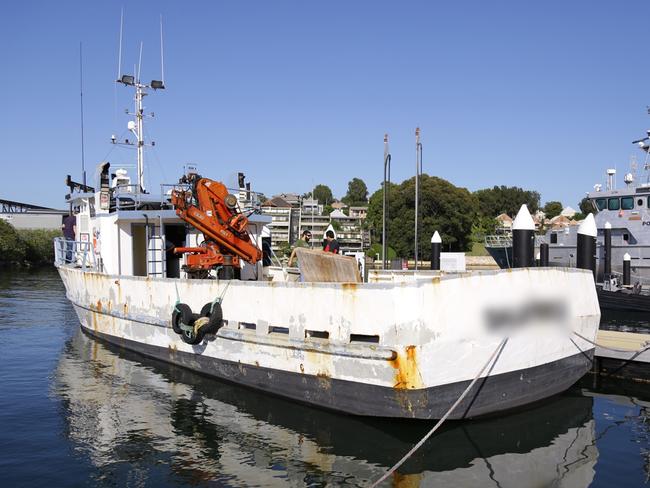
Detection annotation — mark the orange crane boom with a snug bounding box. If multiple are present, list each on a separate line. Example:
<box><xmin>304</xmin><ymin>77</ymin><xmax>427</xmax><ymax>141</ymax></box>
<box><xmin>171</xmin><ymin>175</ymin><xmax>262</xmax><ymax>277</ymax></box>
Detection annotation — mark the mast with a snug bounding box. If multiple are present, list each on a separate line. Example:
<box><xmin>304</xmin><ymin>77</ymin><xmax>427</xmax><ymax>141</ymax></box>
<box><xmin>113</xmin><ymin>15</ymin><xmax>166</xmax><ymax>194</ymax></box>
<box><xmin>135</xmin><ymin>81</ymin><xmax>145</xmax><ymax>193</ymax></box>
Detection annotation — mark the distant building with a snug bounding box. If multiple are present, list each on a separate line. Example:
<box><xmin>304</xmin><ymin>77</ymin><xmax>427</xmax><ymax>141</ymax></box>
<box><xmin>548</xmin><ymin>214</ymin><xmax>573</xmax><ymax>229</ymax></box>
<box><xmin>0</xmin><ymin>198</ymin><xmax>66</xmax><ymax>230</ymax></box>
<box><xmin>260</xmin><ymin>197</ymin><xmax>293</xmax><ymax>249</ymax></box>
<box><xmin>495</xmin><ymin>213</ymin><xmax>513</xmax><ymax>230</ymax></box>
<box><xmin>329</xmin><ymin>208</ymin><xmax>370</xmax><ymax>253</ymax></box>
<box><xmin>349</xmin><ymin>206</ymin><xmax>368</xmax><ymax>219</ymax></box>
<box><xmin>276</xmin><ymin>193</ymin><xmax>301</xmax><ymax>206</ymax></box>
<box><xmin>331</xmin><ymin>201</ymin><xmax>347</xmax><ymax>210</ymax></box>
<box><xmin>560</xmin><ymin>206</ymin><xmax>576</xmax><ymax>218</ymax></box>
<box><xmin>301</xmin><ymin>198</ymin><xmax>323</xmax><ymax>215</ymax></box>
<box><xmin>260</xmin><ymin>195</ymin><xmax>369</xmax><ymax>255</ymax></box>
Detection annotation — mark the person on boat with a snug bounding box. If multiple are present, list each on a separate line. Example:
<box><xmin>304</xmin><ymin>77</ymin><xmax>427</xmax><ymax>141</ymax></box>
<box><xmin>323</xmin><ymin>230</ymin><xmax>340</xmax><ymax>254</ymax></box>
<box><xmin>62</xmin><ymin>212</ymin><xmax>77</xmax><ymax>263</ymax></box>
<box><xmin>288</xmin><ymin>230</ymin><xmax>312</xmax><ymax>267</ymax></box>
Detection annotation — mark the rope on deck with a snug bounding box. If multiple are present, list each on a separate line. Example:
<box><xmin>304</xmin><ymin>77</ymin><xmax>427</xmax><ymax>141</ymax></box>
<box><xmin>370</xmin><ymin>337</ymin><xmax>509</xmax><ymax>488</ymax></box>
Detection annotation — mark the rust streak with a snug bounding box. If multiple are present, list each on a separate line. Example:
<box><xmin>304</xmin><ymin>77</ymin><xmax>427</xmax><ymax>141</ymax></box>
<box><xmin>389</xmin><ymin>345</ymin><xmax>423</xmax><ymax>389</ymax></box>
<box><xmin>341</xmin><ymin>282</ymin><xmax>357</xmax><ymax>292</ymax></box>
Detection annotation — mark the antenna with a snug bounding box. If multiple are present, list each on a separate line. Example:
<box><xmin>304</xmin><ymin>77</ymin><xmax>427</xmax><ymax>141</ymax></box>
<box><xmin>79</xmin><ymin>42</ymin><xmax>86</xmax><ymax>188</ymax></box>
<box><xmin>117</xmin><ymin>8</ymin><xmax>124</xmax><ymax>80</ymax></box>
<box><xmin>137</xmin><ymin>41</ymin><xmax>143</xmax><ymax>83</ymax></box>
<box><xmin>159</xmin><ymin>14</ymin><xmax>165</xmax><ymax>86</ymax></box>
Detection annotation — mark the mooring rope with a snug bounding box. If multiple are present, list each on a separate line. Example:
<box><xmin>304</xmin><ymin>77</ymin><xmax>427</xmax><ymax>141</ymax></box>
<box><xmin>370</xmin><ymin>337</ymin><xmax>509</xmax><ymax>488</ymax></box>
<box><xmin>573</xmin><ymin>331</ymin><xmax>650</xmax><ymax>360</ymax></box>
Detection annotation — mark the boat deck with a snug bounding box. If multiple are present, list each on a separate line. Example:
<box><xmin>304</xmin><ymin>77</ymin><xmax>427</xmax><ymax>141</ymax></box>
<box><xmin>593</xmin><ymin>329</ymin><xmax>650</xmax><ymax>382</ymax></box>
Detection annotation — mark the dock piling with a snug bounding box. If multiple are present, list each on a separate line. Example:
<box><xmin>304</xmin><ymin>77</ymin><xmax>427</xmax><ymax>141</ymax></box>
<box><xmin>430</xmin><ymin>231</ymin><xmax>441</xmax><ymax>271</ymax></box>
<box><xmin>623</xmin><ymin>253</ymin><xmax>631</xmax><ymax>286</ymax></box>
<box><xmin>604</xmin><ymin>222</ymin><xmax>612</xmax><ymax>276</ymax></box>
<box><xmin>577</xmin><ymin>214</ymin><xmax>597</xmax><ymax>277</ymax></box>
<box><xmin>540</xmin><ymin>242</ymin><xmax>549</xmax><ymax>267</ymax></box>
<box><xmin>512</xmin><ymin>204</ymin><xmax>535</xmax><ymax>268</ymax></box>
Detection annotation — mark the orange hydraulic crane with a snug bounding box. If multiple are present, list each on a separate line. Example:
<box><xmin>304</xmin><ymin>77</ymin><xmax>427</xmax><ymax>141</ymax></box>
<box><xmin>171</xmin><ymin>173</ymin><xmax>262</xmax><ymax>278</ymax></box>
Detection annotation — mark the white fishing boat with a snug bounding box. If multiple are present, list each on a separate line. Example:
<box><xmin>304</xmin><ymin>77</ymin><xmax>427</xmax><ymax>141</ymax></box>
<box><xmin>55</xmin><ymin>62</ymin><xmax>601</xmax><ymax>419</ymax></box>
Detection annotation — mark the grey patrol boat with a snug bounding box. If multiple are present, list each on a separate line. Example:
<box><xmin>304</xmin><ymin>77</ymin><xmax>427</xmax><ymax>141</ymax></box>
<box><xmin>487</xmin><ymin>124</ymin><xmax>650</xmax><ymax>285</ymax></box>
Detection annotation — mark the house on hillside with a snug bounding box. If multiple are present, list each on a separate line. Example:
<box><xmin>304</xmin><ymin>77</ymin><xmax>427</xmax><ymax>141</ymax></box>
<box><xmin>495</xmin><ymin>213</ymin><xmax>513</xmax><ymax>230</ymax></box>
<box><xmin>560</xmin><ymin>206</ymin><xmax>576</xmax><ymax>218</ymax></box>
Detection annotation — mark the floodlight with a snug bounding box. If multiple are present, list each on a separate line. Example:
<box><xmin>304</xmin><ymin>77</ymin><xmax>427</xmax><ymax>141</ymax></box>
<box><xmin>120</xmin><ymin>74</ymin><xmax>135</xmax><ymax>86</ymax></box>
<box><xmin>151</xmin><ymin>80</ymin><xmax>165</xmax><ymax>89</ymax></box>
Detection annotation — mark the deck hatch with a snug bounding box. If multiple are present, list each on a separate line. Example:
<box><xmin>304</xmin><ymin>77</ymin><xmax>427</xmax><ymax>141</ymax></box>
<box><xmin>350</xmin><ymin>334</ymin><xmax>380</xmax><ymax>344</ymax></box>
<box><xmin>305</xmin><ymin>330</ymin><xmax>329</xmax><ymax>340</ymax></box>
<box><xmin>268</xmin><ymin>326</ymin><xmax>289</xmax><ymax>335</ymax></box>
<box><xmin>239</xmin><ymin>322</ymin><xmax>256</xmax><ymax>331</ymax></box>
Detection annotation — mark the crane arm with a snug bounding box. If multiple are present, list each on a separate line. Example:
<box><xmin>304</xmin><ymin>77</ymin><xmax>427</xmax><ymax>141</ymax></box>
<box><xmin>171</xmin><ymin>177</ymin><xmax>262</xmax><ymax>265</ymax></box>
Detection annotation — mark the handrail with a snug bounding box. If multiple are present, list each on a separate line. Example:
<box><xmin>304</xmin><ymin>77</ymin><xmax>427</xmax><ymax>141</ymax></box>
<box><xmin>53</xmin><ymin>237</ymin><xmax>101</xmax><ymax>271</ymax></box>
<box><xmin>484</xmin><ymin>234</ymin><xmax>512</xmax><ymax>248</ymax></box>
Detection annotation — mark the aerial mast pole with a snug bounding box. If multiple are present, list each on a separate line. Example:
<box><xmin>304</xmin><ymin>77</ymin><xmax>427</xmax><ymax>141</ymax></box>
<box><xmin>135</xmin><ymin>79</ymin><xmax>146</xmax><ymax>193</ymax></box>
<box><xmin>414</xmin><ymin>127</ymin><xmax>422</xmax><ymax>270</ymax></box>
<box><xmin>382</xmin><ymin>134</ymin><xmax>391</xmax><ymax>270</ymax></box>
<box><xmin>113</xmin><ymin>13</ymin><xmax>165</xmax><ymax>195</ymax></box>
<box><xmin>79</xmin><ymin>42</ymin><xmax>86</xmax><ymax>189</ymax></box>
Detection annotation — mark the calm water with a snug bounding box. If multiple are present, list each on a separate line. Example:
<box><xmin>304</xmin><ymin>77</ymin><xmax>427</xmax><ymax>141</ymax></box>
<box><xmin>0</xmin><ymin>268</ymin><xmax>648</xmax><ymax>487</ymax></box>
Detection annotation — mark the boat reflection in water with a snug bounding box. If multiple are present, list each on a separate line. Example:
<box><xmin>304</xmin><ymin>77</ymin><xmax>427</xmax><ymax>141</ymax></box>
<box><xmin>54</xmin><ymin>330</ymin><xmax>598</xmax><ymax>487</ymax></box>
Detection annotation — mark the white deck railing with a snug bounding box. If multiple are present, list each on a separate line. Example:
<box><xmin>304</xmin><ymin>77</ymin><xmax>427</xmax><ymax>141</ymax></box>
<box><xmin>53</xmin><ymin>237</ymin><xmax>100</xmax><ymax>271</ymax></box>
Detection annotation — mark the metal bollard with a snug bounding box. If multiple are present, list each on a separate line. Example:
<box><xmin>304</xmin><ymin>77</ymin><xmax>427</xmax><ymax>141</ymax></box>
<box><xmin>430</xmin><ymin>231</ymin><xmax>441</xmax><ymax>271</ymax></box>
<box><xmin>604</xmin><ymin>222</ymin><xmax>612</xmax><ymax>276</ymax></box>
<box><xmin>576</xmin><ymin>214</ymin><xmax>597</xmax><ymax>278</ymax></box>
<box><xmin>540</xmin><ymin>242</ymin><xmax>549</xmax><ymax>267</ymax></box>
<box><xmin>512</xmin><ymin>204</ymin><xmax>535</xmax><ymax>268</ymax></box>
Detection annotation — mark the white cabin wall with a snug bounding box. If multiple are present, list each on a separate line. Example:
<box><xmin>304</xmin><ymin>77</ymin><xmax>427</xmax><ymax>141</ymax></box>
<box><xmin>118</xmin><ymin>222</ymin><xmax>134</xmax><ymax>276</ymax></box>
<box><xmin>95</xmin><ymin>215</ymin><xmax>120</xmax><ymax>275</ymax></box>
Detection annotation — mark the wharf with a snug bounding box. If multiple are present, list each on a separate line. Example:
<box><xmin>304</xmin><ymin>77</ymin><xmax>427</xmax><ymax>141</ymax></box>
<box><xmin>592</xmin><ymin>329</ymin><xmax>650</xmax><ymax>382</ymax></box>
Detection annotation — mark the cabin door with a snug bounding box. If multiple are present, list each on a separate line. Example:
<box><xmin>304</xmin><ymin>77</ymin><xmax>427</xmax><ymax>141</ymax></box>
<box><xmin>164</xmin><ymin>224</ymin><xmax>186</xmax><ymax>278</ymax></box>
<box><xmin>132</xmin><ymin>224</ymin><xmax>147</xmax><ymax>277</ymax></box>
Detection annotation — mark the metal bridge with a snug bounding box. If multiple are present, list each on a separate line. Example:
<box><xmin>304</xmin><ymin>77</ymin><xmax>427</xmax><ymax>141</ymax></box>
<box><xmin>0</xmin><ymin>198</ymin><xmax>58</xmax><ymax>213</ymax></box>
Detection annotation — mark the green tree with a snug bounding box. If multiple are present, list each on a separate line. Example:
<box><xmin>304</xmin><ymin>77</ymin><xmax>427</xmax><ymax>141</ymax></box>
<box><xmin>0</xmin><ymin>220</ymin><xmax>27</xmax><ymax>266</ymax></box>
<box><xmin>543</xmin><ymin>201</ymin><xmax>563</xmax><ymax>219</ymax></box>
<box><xmin>342</xmin><ymin>178</ymin><xmax>368</xmax><ymax>206</ymax></box>
<box><xmin>367</xmin><ymin>174</ymin><xmax>478</xmax><ymax>256</ymax></box>
<box><xmin>18</xmin><ymin>228</ymin><xmax>61</xmax><ymax>265</ymax></box>
<box><xmin>474</xmin><ymin>186</ymin><xmax>540</xmax><ymax>217</ymax></box>
<box><xmin>312</xmin><ymin>184</ymin><xmax>334</xmax><ymax>205</ymax></box>
<box><xmin>472</xmin><ymin>216</ymin><xmax>498</xmax><ymax>241</ymax></box>
<box><xmin>277</xmin><ymin>241</ymin><xmax>292</xmax><ymax>258</ymax></box>
<box><xmin>579</xmin><ymin>197</ymin><xmax>594</xmax><ymax>215</ymax></box>
<box><xmin>366</xmin><ymin>242</ymin><xmax>396</xmax><ymax>260</ymax></box>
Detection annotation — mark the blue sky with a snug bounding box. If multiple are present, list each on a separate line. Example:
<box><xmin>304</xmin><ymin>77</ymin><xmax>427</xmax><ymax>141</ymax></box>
<box><xmin>1</xmin><ymin>1</ymin><xmax>649</xmax><ymax>209</ymax></box>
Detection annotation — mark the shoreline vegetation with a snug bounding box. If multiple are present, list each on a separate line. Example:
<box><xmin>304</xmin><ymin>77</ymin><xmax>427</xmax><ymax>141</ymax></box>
<box><xmin>0</xmin><ymin>220</ymin><xmax>60</xmax><ymax>268</ymax></box>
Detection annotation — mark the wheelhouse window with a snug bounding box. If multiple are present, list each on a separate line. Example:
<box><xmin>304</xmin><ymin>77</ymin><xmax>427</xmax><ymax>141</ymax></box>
<box><xmin>621</xmin><ymin>196</ymin><xmax>634</xmax><ymax>210</ymax></box>
<box><xmin>595</xmin><ymin>198</ymin><xmax>607</xmax><ymax>211</ymax></box>
<box><xmin>608</xmin><ymin>198</ymin><xmax>620</xmax><ymax>211</ymax></box>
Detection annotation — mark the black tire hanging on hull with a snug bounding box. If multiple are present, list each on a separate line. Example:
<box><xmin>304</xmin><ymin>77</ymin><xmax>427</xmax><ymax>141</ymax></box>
<box><xmin>200</xmin><ymin>301</ymin><xmax>224</xmax><ymax>334</ymax></box>
<box><xmin>172</xmin><ymin>303</ymin><xmax>193</xmax><ymax>335</ymax></box>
